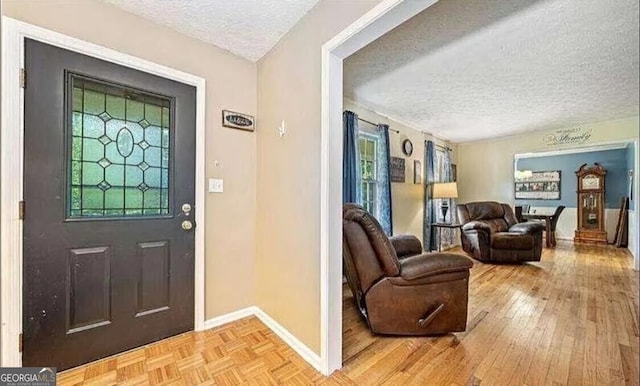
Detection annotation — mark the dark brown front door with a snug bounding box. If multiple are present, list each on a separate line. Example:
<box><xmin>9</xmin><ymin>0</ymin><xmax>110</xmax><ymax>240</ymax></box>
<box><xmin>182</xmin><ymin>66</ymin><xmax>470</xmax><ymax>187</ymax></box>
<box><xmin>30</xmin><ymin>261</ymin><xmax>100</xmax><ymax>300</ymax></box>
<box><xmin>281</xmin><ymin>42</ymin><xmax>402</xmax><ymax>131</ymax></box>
<box><xmin>23</xmin><ymin>39</ymin><xmax>196</xmax><ymax>370</ymax></box>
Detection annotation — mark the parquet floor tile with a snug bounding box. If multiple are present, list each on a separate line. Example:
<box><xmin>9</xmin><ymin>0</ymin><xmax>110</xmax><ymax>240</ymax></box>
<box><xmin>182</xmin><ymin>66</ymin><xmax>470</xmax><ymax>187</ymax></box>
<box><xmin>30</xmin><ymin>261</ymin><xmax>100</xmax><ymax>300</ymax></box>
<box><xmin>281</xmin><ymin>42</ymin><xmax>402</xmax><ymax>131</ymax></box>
<box><xmin>58</xmin><ymin>242</ymin><xmax>638</xmax><ymax>385</ymax></box>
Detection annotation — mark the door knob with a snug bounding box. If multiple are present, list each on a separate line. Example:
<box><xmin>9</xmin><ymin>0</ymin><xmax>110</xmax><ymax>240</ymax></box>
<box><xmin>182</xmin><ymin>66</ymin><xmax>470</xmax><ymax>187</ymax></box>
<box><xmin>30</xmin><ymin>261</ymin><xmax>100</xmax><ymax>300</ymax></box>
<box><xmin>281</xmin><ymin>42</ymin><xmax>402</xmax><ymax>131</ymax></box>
<box><xmin>181</xmin><ymin>220</ymin><xmax>193</xmax><ymax>231</ymax></box>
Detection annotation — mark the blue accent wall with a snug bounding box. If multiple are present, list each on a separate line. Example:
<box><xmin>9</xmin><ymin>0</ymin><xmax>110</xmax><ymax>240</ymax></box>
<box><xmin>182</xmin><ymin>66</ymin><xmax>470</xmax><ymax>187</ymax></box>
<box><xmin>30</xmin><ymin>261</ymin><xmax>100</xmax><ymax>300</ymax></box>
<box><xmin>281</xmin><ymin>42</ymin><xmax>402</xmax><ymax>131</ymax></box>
<box><xmin>627</xmin><ymin>144</ymin><xmax>635</xmax><ymax>210</ymax></box>
<box><xmin>515</xmin><ymin>149</ymin><xmax>628</xmax><ymax>209</ymax></box>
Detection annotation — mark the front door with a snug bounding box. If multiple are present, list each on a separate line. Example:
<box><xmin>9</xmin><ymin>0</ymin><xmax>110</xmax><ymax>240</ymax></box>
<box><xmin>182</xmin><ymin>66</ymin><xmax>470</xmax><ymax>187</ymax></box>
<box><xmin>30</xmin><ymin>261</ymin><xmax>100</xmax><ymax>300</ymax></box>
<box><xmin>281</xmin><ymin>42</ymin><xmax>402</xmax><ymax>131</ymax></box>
<box><xmin>23</xmin><ymin>39</ymin><xmax>196</xmax><ymax>370</ymax></box>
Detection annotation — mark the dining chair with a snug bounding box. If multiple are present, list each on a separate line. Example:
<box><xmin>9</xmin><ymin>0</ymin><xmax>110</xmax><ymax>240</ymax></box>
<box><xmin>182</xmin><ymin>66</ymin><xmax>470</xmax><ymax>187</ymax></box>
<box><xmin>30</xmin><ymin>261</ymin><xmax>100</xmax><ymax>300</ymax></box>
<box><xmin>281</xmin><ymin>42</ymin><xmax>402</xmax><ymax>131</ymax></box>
<box><xmin>515</xmin><ymin>206</ymin><xmax>525</xmax><ymax>222</ymax></box>
<box><xmin>515</xmin><ymin>205</ymin><xmax>530</xmax><ymax>223</ymax></box>
<box><xmin>547</xmin><ymin>206</ymin><xmax>566</xmax><ymax>246</ymax></box>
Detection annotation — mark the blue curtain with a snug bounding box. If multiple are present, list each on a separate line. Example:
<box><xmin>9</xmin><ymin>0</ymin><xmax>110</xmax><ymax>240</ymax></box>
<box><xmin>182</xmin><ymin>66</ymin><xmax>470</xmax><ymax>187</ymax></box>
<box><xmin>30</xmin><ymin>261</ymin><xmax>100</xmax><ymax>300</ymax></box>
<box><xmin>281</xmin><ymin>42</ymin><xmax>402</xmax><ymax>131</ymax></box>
<box><xmin>343</xmin><ymin>111</ymin><xmax>361</xmax><ymax>204</ymax></box>
<box><xmin>376</xmin><ymin>124</ymin><xmax>393</xmax><ymax>235</ymax></box>
<box><xmin>423</xmin><ymin>140</ymin><xmax>437</xmax><ymax>251</ymax></box>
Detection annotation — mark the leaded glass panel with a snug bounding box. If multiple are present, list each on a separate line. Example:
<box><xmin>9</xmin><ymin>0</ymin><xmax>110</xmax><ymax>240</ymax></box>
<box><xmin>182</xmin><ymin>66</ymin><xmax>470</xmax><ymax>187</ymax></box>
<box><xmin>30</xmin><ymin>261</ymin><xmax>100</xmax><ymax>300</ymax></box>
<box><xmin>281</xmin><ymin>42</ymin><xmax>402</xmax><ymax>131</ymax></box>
<box><xmin>69</xmin><ymin>76</ymin><xmax>171</xmax><ymax>218</ymax></box>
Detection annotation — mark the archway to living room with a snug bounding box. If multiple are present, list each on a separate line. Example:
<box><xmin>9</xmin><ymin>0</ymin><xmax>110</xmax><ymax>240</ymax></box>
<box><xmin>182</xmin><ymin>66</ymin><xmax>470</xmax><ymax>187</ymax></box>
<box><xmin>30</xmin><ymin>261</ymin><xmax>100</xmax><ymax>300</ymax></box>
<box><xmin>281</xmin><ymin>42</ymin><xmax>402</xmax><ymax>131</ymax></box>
<box><xmin>513</xmin><ymin>140</ymin><xmax>638</xmax><ymax>259</ymax></box>
<box><xmin>324</xmin><ymin>0</ymin><xmax>639</xmax><ymax>382</ymax></box>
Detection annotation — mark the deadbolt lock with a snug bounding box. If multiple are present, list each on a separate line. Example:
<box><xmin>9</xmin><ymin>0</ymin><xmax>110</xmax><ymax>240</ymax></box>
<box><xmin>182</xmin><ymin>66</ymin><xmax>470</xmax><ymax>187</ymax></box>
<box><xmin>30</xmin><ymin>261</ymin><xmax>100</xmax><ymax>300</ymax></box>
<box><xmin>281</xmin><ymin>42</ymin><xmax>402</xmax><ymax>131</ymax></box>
<box><xmin>182</xmin><ymin>203</ymin><xmax>192</xmax><ymax>213</ymax></box>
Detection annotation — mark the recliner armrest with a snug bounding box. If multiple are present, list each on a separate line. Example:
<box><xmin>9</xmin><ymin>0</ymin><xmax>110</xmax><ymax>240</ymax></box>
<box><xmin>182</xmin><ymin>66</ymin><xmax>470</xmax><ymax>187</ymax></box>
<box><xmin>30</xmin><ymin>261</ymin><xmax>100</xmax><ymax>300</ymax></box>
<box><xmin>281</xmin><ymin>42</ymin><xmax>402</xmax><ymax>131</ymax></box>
<box><xmin>509</xmin><ymin>222</ymin><xmax>545</xmax><ymax>234</ymax></box>
<box><xmin>462</xmin><ymin>221</ymin><xmax>491</xmax><ymax>233</ymax></box>
<box><xmin>399</xmin><ymin>253</ymin><xmax>473</xmax><ymax>281</ymax></box>
<box><xmin>389</xmin><ymin>235</ymin><xmax>423</xmax><ymax>258</ymax></box>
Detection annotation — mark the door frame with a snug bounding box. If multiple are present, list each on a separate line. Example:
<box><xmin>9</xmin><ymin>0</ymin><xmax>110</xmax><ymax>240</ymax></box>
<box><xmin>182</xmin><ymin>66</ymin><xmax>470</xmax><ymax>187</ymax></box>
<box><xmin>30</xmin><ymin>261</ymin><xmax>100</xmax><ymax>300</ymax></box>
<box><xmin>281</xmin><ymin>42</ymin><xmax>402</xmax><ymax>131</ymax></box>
<box><xmin>1</xmin><ymin>17</ymin><xmax>207</xmax><ymax>367</ymax></box>
<box><xmin>319</xmin><ymin>0</ymin><xmax>439</xmax><ymax>374</ymax></box>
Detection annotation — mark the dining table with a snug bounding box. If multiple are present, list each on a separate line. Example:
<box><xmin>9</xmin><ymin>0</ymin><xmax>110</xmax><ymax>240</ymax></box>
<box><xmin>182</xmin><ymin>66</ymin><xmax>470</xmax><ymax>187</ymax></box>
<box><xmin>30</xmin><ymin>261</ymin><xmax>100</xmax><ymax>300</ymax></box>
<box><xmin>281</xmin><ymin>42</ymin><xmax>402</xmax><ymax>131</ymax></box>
<box><xmin>522</xmin><ymin>213</ymin><xmax>556</xmax><ymax>248</ymax></box>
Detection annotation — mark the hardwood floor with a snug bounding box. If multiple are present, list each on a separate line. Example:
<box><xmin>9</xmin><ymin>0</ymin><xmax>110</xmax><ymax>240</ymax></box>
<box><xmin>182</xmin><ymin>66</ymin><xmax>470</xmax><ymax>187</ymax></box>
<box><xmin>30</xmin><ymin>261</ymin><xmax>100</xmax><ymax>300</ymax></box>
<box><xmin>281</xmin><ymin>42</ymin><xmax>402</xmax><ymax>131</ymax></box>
<box><xmin>59</xmin><ymin>242</ymin><xmax>638</xmax><ymax>385</ymax></box>
<box><xmin>341</xmin><ymin>242</ymin><xmax>639</xmax><ymax>385</ymax></box>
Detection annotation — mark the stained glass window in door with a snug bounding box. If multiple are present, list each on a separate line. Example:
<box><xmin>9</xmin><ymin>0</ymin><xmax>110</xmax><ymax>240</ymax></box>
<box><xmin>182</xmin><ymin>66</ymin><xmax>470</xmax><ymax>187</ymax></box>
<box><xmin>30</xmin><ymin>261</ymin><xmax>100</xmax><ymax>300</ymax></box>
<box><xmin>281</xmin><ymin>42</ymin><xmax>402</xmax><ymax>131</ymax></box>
<box><xmin>69</xmin><ymin>76</ymin><xmax>171</xmax><ymax>217</ymax></box>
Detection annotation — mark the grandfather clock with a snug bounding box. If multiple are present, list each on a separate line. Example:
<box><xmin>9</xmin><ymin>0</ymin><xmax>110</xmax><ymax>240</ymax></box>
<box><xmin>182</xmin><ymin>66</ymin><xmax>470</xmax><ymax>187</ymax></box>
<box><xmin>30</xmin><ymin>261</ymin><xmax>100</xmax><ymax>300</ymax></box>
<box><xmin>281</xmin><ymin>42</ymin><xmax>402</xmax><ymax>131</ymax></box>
<box><xmin>574</xmin><ymin>163</ymin><xmax>607</xmax><ymax>245</ymax></box>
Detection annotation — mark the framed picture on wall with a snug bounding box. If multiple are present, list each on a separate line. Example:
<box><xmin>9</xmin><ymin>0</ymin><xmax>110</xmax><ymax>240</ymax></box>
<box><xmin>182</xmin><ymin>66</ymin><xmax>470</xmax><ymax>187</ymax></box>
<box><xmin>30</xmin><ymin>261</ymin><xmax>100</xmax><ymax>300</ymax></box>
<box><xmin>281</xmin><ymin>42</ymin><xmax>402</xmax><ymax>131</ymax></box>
<box><xmin>414</xmin><ymin>160</ymin><xmax>422</xmax><ymax>184</ymax></box>
<box><xmin>390</xmin><ymin>157</ymin><xmax>405</xmax><ymax>183</ymax></box>
<box><xmin>514</xmin><ymin>170</ymin><xmax>561</xmax><ymax>200</ymax></box>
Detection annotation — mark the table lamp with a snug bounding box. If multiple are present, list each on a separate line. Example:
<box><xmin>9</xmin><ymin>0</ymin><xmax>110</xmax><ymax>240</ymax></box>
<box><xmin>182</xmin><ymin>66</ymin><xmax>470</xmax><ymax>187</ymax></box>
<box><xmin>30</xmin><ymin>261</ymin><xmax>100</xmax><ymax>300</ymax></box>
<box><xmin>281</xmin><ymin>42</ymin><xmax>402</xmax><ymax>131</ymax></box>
<box><xmin>432</xmin><ymin>182</ymin><xmax>459</xmax><ymax>222</ymax></box>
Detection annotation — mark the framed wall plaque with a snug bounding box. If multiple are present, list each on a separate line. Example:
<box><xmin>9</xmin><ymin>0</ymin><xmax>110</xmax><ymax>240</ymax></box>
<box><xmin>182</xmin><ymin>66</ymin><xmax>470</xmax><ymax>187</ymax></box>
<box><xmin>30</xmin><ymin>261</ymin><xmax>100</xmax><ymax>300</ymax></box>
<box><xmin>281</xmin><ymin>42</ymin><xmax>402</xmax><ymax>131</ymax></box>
<box><xmin>222</xmin><ymin>110</ymin><xmax>255</xmax><ymax>131</ymax></box>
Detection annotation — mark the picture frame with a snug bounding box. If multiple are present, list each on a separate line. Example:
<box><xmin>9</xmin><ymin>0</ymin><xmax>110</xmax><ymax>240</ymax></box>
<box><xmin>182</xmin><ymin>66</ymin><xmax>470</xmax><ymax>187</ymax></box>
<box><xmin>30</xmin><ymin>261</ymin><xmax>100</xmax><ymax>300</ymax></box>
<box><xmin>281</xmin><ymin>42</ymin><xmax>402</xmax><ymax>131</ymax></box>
<box><xmin>222</xmin><ymin>109</ymin><xmax>255</xmax><ymax>131</ymax></box>
<box><xmin>514</xmin><ymin>170</ymin><xmax>561</xmax><ymax>200</ymax></box>
<box><xmin>414</xmin><ymin>160</ymin><xmax>422</xmax><ymax>184</ymax></box>
<box><xmin>390</xmin><ymin>157</ymin><xmax>405</xmax><ymax>183</ymax></box>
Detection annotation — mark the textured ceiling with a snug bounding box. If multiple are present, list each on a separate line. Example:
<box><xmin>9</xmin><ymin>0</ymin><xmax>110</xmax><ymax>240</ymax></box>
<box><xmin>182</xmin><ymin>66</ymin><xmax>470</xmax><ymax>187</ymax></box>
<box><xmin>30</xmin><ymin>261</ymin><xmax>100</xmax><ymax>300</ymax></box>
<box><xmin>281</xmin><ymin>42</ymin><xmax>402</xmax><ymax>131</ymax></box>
<box><xmin>344</xmin><ymin>0</ymin><xmax>640</xmax><ymax>143</ymax></box>
<box><xmin>106</xmin><ymin>0</ymin><xmax>319</xmax><ymax>62</ymax></box>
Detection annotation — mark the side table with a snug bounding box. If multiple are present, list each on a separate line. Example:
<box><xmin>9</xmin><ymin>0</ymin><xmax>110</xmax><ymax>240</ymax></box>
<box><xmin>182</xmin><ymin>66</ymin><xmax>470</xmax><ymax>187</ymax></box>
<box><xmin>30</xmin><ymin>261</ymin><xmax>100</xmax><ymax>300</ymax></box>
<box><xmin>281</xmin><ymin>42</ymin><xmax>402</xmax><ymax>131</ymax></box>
<box><xmin>431</xmin><ymin>223</ymin><xmax>462</xmax><ymax>251</ymax></box>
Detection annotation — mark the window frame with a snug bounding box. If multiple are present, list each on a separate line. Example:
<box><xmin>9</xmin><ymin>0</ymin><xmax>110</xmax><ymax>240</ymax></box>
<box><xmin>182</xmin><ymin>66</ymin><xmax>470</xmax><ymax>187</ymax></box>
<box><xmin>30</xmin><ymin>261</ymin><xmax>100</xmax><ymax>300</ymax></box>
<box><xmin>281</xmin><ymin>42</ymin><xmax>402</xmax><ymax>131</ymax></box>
<box><xmin>358</xmin><ymin>131</ymin><xmax>379</xmax><ymax>216</ymax></box>
<box><xmin>65</xmin><ymin>73</ymin><xmax>174</xmax><ymax>221</ymax></box>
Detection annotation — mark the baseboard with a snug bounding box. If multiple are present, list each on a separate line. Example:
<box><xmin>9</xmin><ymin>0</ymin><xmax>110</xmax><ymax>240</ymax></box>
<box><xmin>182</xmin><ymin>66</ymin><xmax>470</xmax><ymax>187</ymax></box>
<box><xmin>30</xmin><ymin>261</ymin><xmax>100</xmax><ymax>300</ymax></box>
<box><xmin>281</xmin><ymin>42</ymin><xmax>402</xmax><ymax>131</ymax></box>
<box><xmin>253</xmin><ymin>307</ymin><xmax>322</xmax><ymax>373</ymax></box>
<box><xmin>203</xmin><ymin>306</ymin><xmax>322</xmax><ymax>373</ymax></box>
<box><xmin>203</xmin><ymin>306</ymin><xmax>256</xmax><ymax>330</ymax></box>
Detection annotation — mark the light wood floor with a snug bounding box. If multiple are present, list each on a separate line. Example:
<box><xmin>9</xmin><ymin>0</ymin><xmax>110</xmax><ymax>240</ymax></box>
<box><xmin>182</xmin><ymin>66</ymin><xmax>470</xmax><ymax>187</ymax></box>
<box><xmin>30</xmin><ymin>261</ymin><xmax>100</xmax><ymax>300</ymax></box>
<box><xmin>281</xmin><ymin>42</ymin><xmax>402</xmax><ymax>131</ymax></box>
<box><xmin>59</xmin><ymin>242</ymin><xmax>638</xmax><ymax>385</ymax></box>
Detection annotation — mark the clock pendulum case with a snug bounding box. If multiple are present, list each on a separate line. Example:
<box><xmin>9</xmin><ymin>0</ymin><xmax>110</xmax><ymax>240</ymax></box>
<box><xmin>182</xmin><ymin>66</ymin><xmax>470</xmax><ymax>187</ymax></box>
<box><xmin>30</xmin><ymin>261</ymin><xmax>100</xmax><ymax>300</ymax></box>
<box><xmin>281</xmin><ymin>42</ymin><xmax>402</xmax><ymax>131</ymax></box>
<box><xmin>574</xmin><ymin>163</ymin><xmax>607</xmax><ymax>245</ymax></box>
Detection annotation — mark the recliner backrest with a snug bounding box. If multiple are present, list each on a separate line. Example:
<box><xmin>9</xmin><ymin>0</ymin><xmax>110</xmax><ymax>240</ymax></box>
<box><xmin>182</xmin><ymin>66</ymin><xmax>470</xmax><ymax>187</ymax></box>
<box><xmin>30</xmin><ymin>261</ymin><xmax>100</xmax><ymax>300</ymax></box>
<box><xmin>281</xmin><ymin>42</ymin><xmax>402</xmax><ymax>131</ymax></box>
<box><xmin>457</xmin><ymin>201</ymin><xmax>518</xmax><ymax>233</ymax></box>
<box><xmin>343</xmin><ymin>204</ymin><xmax>400</xmax><ymax>293</ymax></box>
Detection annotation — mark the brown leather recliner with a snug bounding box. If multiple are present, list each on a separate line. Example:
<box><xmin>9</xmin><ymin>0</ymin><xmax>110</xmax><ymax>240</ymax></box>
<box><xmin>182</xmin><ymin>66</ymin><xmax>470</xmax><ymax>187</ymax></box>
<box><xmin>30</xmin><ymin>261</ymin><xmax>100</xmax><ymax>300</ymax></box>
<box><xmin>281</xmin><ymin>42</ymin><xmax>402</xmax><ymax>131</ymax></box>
<box><xmin>342</xmin><ymin>204</ymin><xmax>473</xmax><ymax>335</ymax></box>
<box><xmin>457</xmin><ymin>201</ymin><xmax>545</xmax><ymax>263</ymax></box>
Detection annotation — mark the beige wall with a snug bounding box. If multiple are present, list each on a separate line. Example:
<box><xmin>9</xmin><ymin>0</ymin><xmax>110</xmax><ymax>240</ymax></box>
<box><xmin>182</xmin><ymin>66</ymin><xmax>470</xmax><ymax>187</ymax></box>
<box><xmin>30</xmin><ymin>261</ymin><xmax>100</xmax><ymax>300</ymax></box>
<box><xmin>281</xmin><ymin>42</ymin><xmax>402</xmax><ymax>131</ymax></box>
<box><xmin>344</xmin><ymin>99</ymin><xmax>457</xmax><ymax>245</ymax></box>
<box><xmin>3</xmin><ymin>0</ymin><xmax>258</xmax><ymax>319</ymax></box>
<box><xmin>255</xmin><ymin>0</ymin><xmax>382</xmax><ymax>354</ymax></box>
<box><xmin>457</xmin><ymin>116</ymin><xmax>640</xmax><ymax>205</ymax></box>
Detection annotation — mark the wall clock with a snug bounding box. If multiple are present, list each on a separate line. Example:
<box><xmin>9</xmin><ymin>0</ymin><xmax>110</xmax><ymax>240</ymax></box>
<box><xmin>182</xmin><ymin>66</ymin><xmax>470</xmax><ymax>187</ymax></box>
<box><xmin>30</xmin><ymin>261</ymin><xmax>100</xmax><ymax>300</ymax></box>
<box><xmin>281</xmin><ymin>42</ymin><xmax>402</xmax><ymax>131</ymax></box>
<box><xmin>581</xmin><ymin>175</ymin><xmax>600</xmax><ymax>190</ymax></box>
<box><xmin>402</xmin><ymin>139</ymin><xmax>413</xmax><ymax>156</ymax></box>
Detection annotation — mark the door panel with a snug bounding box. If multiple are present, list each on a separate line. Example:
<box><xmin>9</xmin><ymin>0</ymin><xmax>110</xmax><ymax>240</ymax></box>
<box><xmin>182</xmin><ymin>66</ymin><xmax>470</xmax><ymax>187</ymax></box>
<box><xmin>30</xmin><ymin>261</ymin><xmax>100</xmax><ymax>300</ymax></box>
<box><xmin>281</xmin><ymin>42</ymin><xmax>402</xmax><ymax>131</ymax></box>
<box><xmin>67</xmin><ymin>246</ymin><xmax>112</xmax><ymax>334</ymax></box>
<box><xmin>136</xmin><ymin>241</ymin><xmax>171</xmax><ymax>316</ymax></box>
<box><xmin>23</xmin><ymin>39</ymin><xmax>196</xmax><ymax>370</ymax></box>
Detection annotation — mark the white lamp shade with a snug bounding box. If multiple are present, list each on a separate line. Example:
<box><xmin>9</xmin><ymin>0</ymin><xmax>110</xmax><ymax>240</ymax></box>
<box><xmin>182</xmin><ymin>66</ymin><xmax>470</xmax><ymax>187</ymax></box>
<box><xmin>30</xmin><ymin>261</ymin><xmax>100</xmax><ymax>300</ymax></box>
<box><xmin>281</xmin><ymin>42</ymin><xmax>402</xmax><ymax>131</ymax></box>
<box><xmin>432</xmin><ymin>182</ymin><xmax>458</xmax><ymax>199</ymax></box>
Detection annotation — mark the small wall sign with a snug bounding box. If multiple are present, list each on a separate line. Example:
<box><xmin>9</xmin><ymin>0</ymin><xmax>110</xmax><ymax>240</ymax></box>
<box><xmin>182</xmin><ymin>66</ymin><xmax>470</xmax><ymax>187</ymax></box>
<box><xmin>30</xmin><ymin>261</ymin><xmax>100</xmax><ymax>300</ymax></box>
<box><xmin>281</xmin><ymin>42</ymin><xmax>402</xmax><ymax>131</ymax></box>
<box><xmin>222</xmin><ymin>110</ymin><xmax>255</xmax><ymax>131</ymax></box>
<box><xmin>390</xmin><ymin>157</ymin><xmax>405</xmax><ymax>183</ymax></box>
<box><xmin>542</xmin><ymin>127</ymin><xmax>592</xmax><ymax>147</ymax></box>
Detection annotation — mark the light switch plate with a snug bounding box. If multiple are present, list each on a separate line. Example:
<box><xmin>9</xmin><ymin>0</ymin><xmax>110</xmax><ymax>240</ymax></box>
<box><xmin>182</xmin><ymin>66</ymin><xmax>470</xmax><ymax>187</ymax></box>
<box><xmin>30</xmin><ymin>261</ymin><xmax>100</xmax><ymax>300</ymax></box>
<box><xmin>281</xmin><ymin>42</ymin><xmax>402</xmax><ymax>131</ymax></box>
<box><xmin>208</xmin><ymin>178</ymin><xmax>224</xmax><ymax>193</ymax></box>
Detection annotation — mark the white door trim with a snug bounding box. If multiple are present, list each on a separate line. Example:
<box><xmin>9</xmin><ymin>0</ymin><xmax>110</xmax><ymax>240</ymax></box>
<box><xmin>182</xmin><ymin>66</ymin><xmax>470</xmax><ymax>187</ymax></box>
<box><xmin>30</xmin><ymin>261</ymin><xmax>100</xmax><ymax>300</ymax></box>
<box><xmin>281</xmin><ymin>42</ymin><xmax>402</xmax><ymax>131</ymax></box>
<box><xmin>319</xmin><ymin>0</ymin><xmax>439</xmax><ymax>375</ymax></box>
<box><xmin>1</xmin><ymin>17</ymin><xmax>207</xmax><ymax>367</ymax></box>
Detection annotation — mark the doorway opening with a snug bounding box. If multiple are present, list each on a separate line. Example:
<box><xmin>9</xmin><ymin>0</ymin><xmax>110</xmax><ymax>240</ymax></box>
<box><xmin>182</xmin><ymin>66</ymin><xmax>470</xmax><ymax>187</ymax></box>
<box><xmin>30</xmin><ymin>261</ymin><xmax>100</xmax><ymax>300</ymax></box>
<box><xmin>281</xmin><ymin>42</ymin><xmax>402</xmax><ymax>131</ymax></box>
<box><xmin>323</xmin><ymin>0</ymin><xmax>640</xmax><ymax>376</ymax></box>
